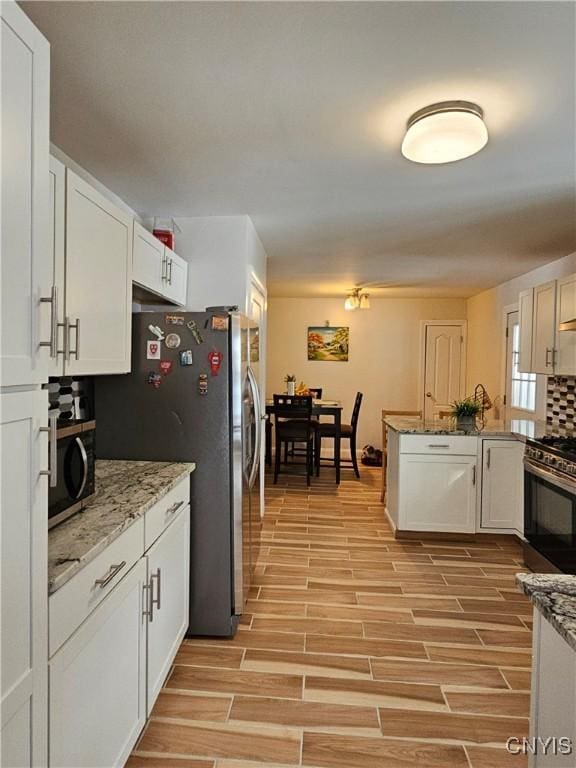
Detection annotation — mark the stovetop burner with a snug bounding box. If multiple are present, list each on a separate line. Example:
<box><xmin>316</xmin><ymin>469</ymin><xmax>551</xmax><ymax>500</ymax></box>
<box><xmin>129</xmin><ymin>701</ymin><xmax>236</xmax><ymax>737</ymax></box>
<box><xmin>537</xmin><ymin>434</ymin><xmax>576</xmax><ymax>457</ymax></box>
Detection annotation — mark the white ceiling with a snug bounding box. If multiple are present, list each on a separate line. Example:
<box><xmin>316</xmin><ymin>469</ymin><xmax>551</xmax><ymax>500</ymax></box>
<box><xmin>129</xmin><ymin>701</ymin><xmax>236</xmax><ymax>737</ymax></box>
<box><xmin>22</xmin><ymin>1</ymin><xmax>576</xmax><ymax>298</ymax></box>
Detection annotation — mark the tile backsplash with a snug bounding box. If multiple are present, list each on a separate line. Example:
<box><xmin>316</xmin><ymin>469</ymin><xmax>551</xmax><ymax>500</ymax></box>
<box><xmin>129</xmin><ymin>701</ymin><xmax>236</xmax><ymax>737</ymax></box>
<box><xmin>547</xmin><ymin>376</ymin><xmax>576</xmax><ymax>428</ymax></box>
<box><xmin>46</xmin><ymin>377</ymin><xmax>94</xmax><ymax>421</ymax></box>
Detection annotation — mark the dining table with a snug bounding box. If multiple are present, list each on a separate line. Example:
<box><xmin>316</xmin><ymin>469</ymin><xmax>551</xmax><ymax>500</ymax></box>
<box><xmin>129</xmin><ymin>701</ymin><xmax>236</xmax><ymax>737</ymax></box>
<box><xmin>265</xmin><ymin>398</ymin><xmax>343</xmax><ymax>484</ymax></box>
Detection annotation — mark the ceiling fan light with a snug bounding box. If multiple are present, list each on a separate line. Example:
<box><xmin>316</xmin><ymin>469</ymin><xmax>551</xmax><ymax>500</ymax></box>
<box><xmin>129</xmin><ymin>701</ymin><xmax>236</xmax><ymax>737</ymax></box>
<box><xmin>344</xmin><ymin>293</ymin><xmax>359</xmax><ymax>310</ymax></box>
<box><xmin>401</xmin><ymin>101</ymin><xmax>488</xmax><ymax>164</ymax></box>
<box><xmin>359</xmin><ymin>293</ymin><xmax>370</xmax><ymax>309</ymax></box>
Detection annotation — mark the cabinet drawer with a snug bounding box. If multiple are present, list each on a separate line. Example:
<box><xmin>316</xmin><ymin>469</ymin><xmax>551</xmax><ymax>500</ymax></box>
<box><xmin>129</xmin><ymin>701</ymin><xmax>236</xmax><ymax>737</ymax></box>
<box><xmin>145</xmin><ymin>475</ymin><xmax>190</xmax><ymax>551</ymax></box>
<box><xmin>49</xmin><ymin>517</ymin><xmax>144</xmax><ymax>656</ymax></box>
<box><xmin>400</xmin><ymin>435</ymin><xmax>477</xmax><ymax>455</ymax></box>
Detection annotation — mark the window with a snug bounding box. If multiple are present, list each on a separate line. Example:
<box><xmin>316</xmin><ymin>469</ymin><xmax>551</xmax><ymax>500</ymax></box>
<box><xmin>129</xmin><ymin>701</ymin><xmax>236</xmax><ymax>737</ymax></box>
<box><xmin>511</xmin><ymin>323</ymin><xmax>536</xmax><ymax>411</ymax></box>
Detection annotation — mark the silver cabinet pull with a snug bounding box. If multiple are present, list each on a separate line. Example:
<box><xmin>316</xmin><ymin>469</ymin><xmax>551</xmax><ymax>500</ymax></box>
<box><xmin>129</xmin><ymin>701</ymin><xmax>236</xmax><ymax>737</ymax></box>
<box><xmin>472</xmin><ymin>465</ymin><xmax>477</xmax><ymax>485</ymax></box>
<box><xmin>161</xmin><ymin>253</ymin><xmax>168</xmax><ymax>282</ymax></box>
<box><xmin>143</xmin><ymin>582</ymin><xmax>152</xmax><ymax>621</ymax></box>
<box><xmin>545</xmin><ymin>347</ymin><xmax>552</xmax><ymax>367</ymax></box>
<box><xmin>39</xmin><ymin>415</ymin><xmax>58</xmax><ymax>487</ymax></box>
<box><xmin>68</xmin><ymin>317</ymin><xmax>80</xmax><ymax>360</ymax></box>
<box><xmin>552</xmin><ymin>348</ymin><xmax>557</xmax><ymax>368</ymax></box>
<box><xmin>151</xmin><ymin>568</ymin><xmax>161</xmax><ymax>613</ymax></box>
<box><xmin>39</xmin><ymin>286</ymin><xmax>59</xmax><ymax>358</ymax></box>
<box><xmin>166</xmin><ymin>500</ymin><xmax>184</xmax><ymax>517</ymax></box>
<box><xmin>486</xmin><ymin>448</ymin><xmax>491</xmax><ymax>469</ymax></box>
<box><xmin>95</xmin><ymin>561</ymin><xmax>126</xmax><ymax>588</ymax></box>
<box><xmin>427</xmin><ymin>444</ymin><xmax>450</xmax><ymax>449</ymax></box>
<box><xmin>168</xmin><ymin>258</ymin><xmax>173</xmax><ymax>285</ymax></box>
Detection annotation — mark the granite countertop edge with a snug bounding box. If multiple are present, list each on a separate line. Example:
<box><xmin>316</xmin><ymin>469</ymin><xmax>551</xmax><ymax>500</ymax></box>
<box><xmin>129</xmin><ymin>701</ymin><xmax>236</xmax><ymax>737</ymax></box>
<box><xmin>48</xmin><ymin>460</ymin><xmax>195</xmax><ymax>595</ymax></box>
<box><xmin>383</xmin><ymin>416</ymin><xmax>550</xmax><ymax>441</ymax></box>
<box><xmin>517</xmin><ymin>572</ymin><xmax>576</xmax><ymax>653</ymax></box>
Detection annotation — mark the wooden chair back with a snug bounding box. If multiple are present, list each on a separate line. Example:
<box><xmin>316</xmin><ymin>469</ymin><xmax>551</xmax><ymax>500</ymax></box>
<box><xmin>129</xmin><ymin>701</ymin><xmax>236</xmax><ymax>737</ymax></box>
<box><xmin>350</xmin><ymin>392</ymin><xmax>363</xmax><ymax>432</ymax></box>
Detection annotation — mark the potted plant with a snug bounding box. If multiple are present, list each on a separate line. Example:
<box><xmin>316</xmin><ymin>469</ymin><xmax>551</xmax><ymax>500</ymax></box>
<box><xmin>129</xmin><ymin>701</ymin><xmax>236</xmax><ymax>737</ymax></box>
<box><xmin>285</xmin><ymin>374</ymin><xmax>296</xmax><ymax>396</ymax></box>
<box><xmin>450</xmin><ymin>397</ymin><xmax>481</xmax><ymax>431</ymax></box>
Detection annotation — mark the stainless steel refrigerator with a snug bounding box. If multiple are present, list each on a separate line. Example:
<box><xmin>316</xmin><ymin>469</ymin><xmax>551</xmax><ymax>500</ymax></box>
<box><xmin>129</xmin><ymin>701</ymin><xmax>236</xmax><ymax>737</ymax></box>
<box><xmin>94</xmin><ymin>310</ymin><xmax>262</xmax><ymax>637</ymax></box>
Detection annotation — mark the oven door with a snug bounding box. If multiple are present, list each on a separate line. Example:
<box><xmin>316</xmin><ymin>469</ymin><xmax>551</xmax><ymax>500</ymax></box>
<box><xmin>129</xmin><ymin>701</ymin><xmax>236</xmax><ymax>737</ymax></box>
<box><xmin>524</xmin><ymin>458</ymin><xmax>576</xmax><ymax>574</ymax></box>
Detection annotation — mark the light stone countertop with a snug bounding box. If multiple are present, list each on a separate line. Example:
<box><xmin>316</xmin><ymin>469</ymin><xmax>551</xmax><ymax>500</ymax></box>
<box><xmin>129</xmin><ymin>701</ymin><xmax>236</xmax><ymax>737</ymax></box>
<box><xmin>383</xmin><ymin>416</ymin><xmax>553</xmax><ymax>440</ymax></box>
<box><xmin>517</xmin><ymin>573</ymin><xmax>576</xmax><ymax>653</ymax></box>
<box><xmin>48</xmin><ymin>459</ymin><xmax>195</xmax><ymax>594</ymax></box>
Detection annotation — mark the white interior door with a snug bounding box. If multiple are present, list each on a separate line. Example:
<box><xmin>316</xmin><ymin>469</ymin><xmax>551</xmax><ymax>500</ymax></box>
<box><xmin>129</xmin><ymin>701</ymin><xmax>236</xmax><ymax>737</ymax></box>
<box><xmin>422</xmin><ymin>322</ymin><xmax>465</xmax><ymax>419</ymax></box>
<box><xmin>248</xmin><ymin>273</ymin><xmax>267</xmax><ymax>519</ymax></box>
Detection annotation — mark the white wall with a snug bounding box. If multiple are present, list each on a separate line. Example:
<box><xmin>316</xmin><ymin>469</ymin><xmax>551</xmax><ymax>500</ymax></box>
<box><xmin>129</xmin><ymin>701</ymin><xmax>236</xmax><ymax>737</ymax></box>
<box><xmin>267</xmin><ymin>297</ymin><xmax>467</xmax><ymax>451</ymax></box>
<box><xmin>173</xmin><ymin>216</ymin><xmax>267</xmax><ymax>311</ymax></box>
<box><xmin>467</xmin><ymin>251</ymin><xmax>576</xmax><ymax>417</ymax></box>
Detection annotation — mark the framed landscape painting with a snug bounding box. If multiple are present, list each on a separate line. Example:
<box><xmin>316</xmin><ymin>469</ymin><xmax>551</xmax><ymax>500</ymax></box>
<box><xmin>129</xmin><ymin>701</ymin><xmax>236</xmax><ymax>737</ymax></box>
<box><xmin>307</xmin><ymin>326</ymin><xmax>349</xmax><ymax>362</ymax></box>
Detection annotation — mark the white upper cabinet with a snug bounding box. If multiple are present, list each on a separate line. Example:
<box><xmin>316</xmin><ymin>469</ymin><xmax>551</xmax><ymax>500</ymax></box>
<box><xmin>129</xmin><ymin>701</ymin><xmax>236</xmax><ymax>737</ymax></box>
<box><xmin>133</xmin><ymin>221</ymin><xmax>165</xmax><ymax>297</ymax></box>
<box><xmin>64</xmin><ymin>170</ymin><xmax>133</xmax><ymax>375</ymax></box>
<box><xmin>555</xmin><ymin>274</ymin><xmax>576</xmax><ymax>375</ymax></box>
<box><xmin>48</xmin><ymin>156</ymin><xmax>66</xmax><ymax>377</ymax></box>
<box><xmin>1</xmin><ymin>3</ymin><xmax>50</xmax><ymax>387</ymax></box>
<box><xmin>531</xmin><ymin>280</ymin><xmax>558</xmax><ymax>374</ymax></box>
<box><xmin>161</xmin><ymin>246</ymin><xmax>188</xmax><ymax>306</ymax></box>
<box><xmin>517</xmin><ymin>288</ymin><xmax>534</xmax><ymax>374</ymax></box>
<box><xmin>519</xmin><ymin>274</ymin><xmax>576</xmax><ymax>376</ymax></box>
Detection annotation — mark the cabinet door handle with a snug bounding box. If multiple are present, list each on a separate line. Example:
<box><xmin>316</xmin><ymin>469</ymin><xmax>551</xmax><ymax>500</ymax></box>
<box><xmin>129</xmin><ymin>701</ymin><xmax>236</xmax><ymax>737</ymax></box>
<box><xmin>161</xmin><ymin>254</ymin><xmax>167</xmax><ymax>282</ymax></box>
<box><xmin>166</xmin><ymin>500</ymin><xmax>184</xmax><ymax>518</ymax></box>
<box><xmin>168</xmin><ymin>258</ymin><xmax>173</xmax><ymax>285</ymax></box>
<box><xmin>39</xmin><ymin>286</ymin><xmax>59</xmax><ymax>358</ymax></box>
<box><xmin>68</xmin><ymin>318</ymin><xmax>80</xmax><ymax>360</ymax></box>
<box><xmin>472</xmin><ymin>465</ymin><xmax>477</xmax><ymax>486</ymax></box>
<box><xmin>143</xmin><ymin>582</ymin><xmax>152</xmax><ymax>621</ymax></box>
<box><xmin>151</xmin><ymin>567</ymin><xmax>161</xmax><ymax>613</ymax></box>
<box><xmin>39</xmin><ymin>415</ymin><xmax>58</xmax><ymax>487</ymax></box>
<box><xmin>545</xmin><ymin>347</ymin><xmax>552</xmax><ymax>367</ymax></box>
<box><xmin>552</xmin><ymin>348</ymin><xmax>557</xmax><ymax>369</ymax></box>
<box><xmin>95</xmin><ymin>561</ymin><xmax>126</xmax><ymax>588</ymax></box>
<box><xmin>427</xmin><ymin>444</ymin><xmax>449</xmax><ymax>449</ymax></box>
<box><xmin>486</xmin><ymin>448</ymin><xmax>491</xmax><ymax>469</ymax></box>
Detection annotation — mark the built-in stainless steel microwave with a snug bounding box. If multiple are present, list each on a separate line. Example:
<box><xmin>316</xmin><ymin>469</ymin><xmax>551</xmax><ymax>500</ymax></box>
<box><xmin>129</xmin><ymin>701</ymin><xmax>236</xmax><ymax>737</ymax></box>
<box><xmin>48</xmin><ymin>419</ymin><xmax>96</xmax><ymax>529</ymax></box>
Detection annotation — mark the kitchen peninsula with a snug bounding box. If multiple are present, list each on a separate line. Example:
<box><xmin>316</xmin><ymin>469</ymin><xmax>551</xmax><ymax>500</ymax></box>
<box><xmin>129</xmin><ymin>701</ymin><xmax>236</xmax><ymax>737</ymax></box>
<box><xmin>384</xmin><ymin>416</ymin><xmax>538</xmax><ymax>536</ymax></box>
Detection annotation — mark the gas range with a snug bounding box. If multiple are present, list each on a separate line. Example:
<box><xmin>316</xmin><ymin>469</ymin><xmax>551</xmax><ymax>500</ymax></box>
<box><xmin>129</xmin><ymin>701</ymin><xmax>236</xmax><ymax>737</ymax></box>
<box><xmin>525</xmin><ymin>435</ymin><xmax>576</xmax><ymax>479</ymax></box>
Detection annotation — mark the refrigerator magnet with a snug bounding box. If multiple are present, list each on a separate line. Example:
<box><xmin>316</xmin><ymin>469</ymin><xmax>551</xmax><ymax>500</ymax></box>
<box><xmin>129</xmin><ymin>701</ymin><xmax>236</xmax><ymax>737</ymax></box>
<box><xmin>165</xmin><ymin>314</ymin><xmax>185</xmax><ymax>326</ymax></box>
<box><xmin>211</xmin><ymin>315</ymin><xmax>229</xmax><ymax>331</ymax></box>
<box><xmin>159</xmin><ymin>360</ymin><xmax>173</xmax><ymax>376</ymax></box>
<box><xmin>208</xmin><ymin>348</ymin><xmax>224</xmax><ymax>376</ymax></box>
<box><xmin>180</xmin><ymin>349</ymin><xmax>193</xmax><ymax>366</ymax></box>
<box><xmin>147</xmin><ymin>371</ymin><xmax>162</xmax><ymax>389</ymax></box>
<box><xmin>186</xmin><ymin>320</ymin><xmax>204</xmax><ymax>345</ymax></box>
<box><xmin>147</xmin><ymin>340</ymin><xmax>161</xmax><ymax>359</ymax></box>
<box><xmin>148</xmin><ymin>324</ymin><xmax>165</xmax><ymax>340</ymax></box>
<box><xmin>198</xmin><ymin>373</ymin><xmax>208</xmax><ymax>395</ymax></box>
<box><xmin>165</xmin><ymin>333</ymin><xmax>181</xmax><ymax>349</ymax></box>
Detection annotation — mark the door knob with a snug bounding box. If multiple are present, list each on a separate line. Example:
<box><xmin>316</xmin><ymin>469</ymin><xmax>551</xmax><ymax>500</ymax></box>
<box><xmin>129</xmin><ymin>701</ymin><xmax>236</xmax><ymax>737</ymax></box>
<box><xmin>426</xmin><ymin>392</ymin><xmax>433</xmax><ymax>398</ymax></box>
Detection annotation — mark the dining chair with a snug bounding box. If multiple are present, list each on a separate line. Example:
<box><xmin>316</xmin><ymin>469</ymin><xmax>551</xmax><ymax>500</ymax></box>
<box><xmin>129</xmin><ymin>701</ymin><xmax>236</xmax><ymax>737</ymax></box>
<box><xmin>273</xmin><ymin>395</ymin><xmax>316</xmax><ymax>486</ymax></box>
<box><xmin>286</xmin><ymin>388</ymin><xmax>323</xmax><ymax>463</ymax></box>
<box><xmin>316</xmin><ymin>392</ymin><xmax>363</xmax><ymax>479</ymax></box>
<box><xmin>380</xmin><ymin>408</ymin><xmax>423</xmax><ymax>502</ymax></box>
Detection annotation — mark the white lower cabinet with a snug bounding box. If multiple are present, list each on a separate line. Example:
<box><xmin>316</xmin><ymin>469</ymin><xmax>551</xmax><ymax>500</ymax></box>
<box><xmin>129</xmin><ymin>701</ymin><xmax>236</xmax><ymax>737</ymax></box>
<box><xmin>49</xmin><ymin>558</ymin><xmax>147</xmax><ymax>768</ymax></box>
<box><xmin>48</xmin><ymin>489</ymin><xmax>191</xmax><ymax>767</ymax></box>
<box><xmin>146</xmin><ymin>506</ymin><xmax>190</xmax><ymax>713</ymax></box>
<box><xmin>1</xmin><ymin>390</ymin><xmax>48</xmax><ymax>768</ymax></box>
<box><xmin>398</xmin><ymin>453</ymin><xmax>477</xmax><ymax>533</ymax></box>
<box><xmin>480</xmin><ymin>439</ymin><xmax>524</xmax><ymax>535</ymax></box>
<box><xmin>529</xmin><ymin>608</ymin><xmax>576</xmax><ymax>767</ymax></box>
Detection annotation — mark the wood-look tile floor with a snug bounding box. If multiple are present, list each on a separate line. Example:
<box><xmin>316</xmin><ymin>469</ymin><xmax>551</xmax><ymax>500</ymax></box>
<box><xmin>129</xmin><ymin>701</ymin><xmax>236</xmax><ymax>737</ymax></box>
<box><xmin>129</xmin><ymin>468</ymin><xmax>532</xmax><ymax>768</ymax></box>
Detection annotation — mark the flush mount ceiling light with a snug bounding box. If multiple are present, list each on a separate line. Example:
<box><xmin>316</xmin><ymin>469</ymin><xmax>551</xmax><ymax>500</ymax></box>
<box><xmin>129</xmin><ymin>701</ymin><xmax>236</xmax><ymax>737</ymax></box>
<box><xmin>401</xmin><ymin>100</ymin><xmax>488</xmax><ymax>164</ymax></box>
<box><xmin>344</xmin><ymin>288</ymin><xmax>370</xmax><ymax>310</ymax></box>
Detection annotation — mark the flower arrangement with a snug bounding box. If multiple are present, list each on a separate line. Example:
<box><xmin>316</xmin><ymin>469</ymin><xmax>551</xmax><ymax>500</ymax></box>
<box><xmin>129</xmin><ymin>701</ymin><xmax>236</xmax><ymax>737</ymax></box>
<box><xmin>284</xmin><ymin>373</ymin><xmax>297</xmax><ymax>395</ymax></box>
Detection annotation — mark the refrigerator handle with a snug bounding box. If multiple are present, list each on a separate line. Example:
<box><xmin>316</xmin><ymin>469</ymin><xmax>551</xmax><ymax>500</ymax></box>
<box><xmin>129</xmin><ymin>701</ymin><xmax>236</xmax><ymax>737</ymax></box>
<box><xmin>247</xmin><ymin>365</ymin><xmax>262</xmax><ymax>489</ymax></box>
